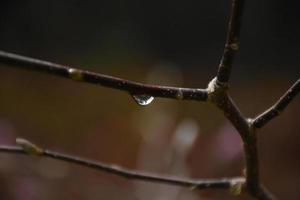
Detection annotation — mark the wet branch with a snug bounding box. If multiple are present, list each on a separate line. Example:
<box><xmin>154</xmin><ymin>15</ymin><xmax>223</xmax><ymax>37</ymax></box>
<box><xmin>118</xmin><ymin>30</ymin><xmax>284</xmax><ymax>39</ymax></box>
<box><xmin>0</xmin><ymin>50</ymin><xmax>208</xmax><ymax>101</ymax></box>
<box><xmin>0</xmin><ymin>0</ymin><xmax>295</xmax><ymax>199</ymax></box>
<box><xmin>0</xmin><ymin>140</ymin><xmax>244</xmax><ymax>191</ymax></box>
<box><xmin>253</xmin><ymin>79</ymin><xmax>300</xmax><ymax>128</ymax></box>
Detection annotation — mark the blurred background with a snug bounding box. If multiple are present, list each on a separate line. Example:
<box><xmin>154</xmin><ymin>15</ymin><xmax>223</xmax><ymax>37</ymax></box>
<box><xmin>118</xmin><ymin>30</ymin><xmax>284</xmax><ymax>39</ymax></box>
<box><xmin>0</xmin><ymin>0</ymin><xmax>299</xmax><ymax>199</ymax></box>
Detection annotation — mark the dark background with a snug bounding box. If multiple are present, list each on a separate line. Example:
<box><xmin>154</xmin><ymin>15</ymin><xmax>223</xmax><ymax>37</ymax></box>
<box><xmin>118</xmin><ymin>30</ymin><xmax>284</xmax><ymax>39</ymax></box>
<box><xmin>0</xmin><ymin>1</ymin><xmax>299</xmax><ymax>199</ymax></box>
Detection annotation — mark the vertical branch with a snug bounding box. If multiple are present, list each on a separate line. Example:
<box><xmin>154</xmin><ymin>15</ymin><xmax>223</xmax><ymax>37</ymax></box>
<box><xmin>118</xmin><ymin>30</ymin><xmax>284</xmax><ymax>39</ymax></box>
<box><xmin>207</xmin><ymin>77</ymin><xmax>266</xmax><ymax>199</ymax></box>
<box><xmin>243</xmin><ymin>130</ymin><xmax>260</xmax><ymax>196</ymax></box>
<box><xmin>216</xmin><ymin>0</ymin><xmax>245</xmax><ymax>84</ymax></box>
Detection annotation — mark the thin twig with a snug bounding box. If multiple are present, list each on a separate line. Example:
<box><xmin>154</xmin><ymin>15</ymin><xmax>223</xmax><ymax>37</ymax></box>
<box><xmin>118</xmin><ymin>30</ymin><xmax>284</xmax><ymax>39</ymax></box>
<box><xmin>253</xmin><ymin>79</ymin><xmax>300</xmax><ymax>128</ymax></box>
<box><xmin>216</xmin><ymin>0</ymin><xmax>245</xmax><ymax>84</ymax></box>
<box><xmin>0</xmin><ymin>50</ymin><xmax>208</xmax><ymax>101</ymax></box>
<box><xmin>0</xmin><ymin>144</ymin><xmax>244</xmax><ymax>190</ymax></box>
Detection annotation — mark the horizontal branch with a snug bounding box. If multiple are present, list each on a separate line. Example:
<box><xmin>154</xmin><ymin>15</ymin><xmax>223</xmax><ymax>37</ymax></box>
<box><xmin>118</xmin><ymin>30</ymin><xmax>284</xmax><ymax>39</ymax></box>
<box><xmin>0</xmin><ymin>50</ymin><xmax>208</xmax><ymax>101</ymax></box>
<box><xmin>253</xmin><ymin>79</ymin><xmax>300</xmax><ymax>128</ymax></box>
<box><xmin>0</xmin><ymin>140</ymin><xmax>244</xmax><ymax>191</ymax></box>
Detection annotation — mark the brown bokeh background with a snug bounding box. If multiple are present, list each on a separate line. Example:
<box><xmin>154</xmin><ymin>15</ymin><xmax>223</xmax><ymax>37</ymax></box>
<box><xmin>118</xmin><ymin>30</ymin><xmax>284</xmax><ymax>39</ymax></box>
<box><xmin>0</xmin><ymin>1</ymin><xmax>299</xmax><ymax>199</ymax></box>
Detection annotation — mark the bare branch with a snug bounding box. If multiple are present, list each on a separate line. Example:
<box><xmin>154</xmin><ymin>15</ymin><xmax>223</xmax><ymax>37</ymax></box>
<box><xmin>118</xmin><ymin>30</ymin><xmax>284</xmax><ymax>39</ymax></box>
<box><xmin>0</xmin><ymin>142</ymin><xmax>244</xmax><ymax>190</ymax></box>
<box><xmin>207</xmin><ymin>78</ymin><xmax>249</xmax><ymax>140</ymax></box>
<box><xmin>253</xmin><ymin>79</ymin><xmax>300</xmax><ymax>128</ymax></box>
<box><xmin>207</xmin><ymin>78</ymin><xmax>265</xmax><ymax>198</ymax></box>
<box><xmin>0</xmin><ymin>0</ymin><xmax>283</xmax><ymax>198</ymax></box>
<box><xmin>216</xmin><ymin>0</ymin><xmax>245</xmax><ymax>84</ymax></box>
<box><xmin>243</xmin><ymin>131</ymin><xmax>260</xmax><ymax>196</ymax></box>
<box><xmin>0</xmin><ymin>50</ymin><xmax>208</xmax><ymax>101</ymax></box>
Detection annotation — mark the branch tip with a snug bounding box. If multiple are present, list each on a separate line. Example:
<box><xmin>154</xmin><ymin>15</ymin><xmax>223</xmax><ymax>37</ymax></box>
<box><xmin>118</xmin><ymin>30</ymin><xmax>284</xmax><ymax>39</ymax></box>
<box><xmin>216</xmin><ymin>0</ymin><xmax>245</xmax><ymax>83</ymax></box>
<box><xmin>253</xmin><ymin>79</ymin><xmax>300</xmax><ymax>128</ymax></box>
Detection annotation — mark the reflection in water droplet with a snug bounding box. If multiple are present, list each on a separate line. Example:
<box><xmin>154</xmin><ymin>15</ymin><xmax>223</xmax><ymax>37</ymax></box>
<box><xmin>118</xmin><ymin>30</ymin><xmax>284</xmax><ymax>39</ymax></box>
<box><xmin>132</xmin><ymin>94</ymin><xmax>154</xmax><ymax>106</ymax></box>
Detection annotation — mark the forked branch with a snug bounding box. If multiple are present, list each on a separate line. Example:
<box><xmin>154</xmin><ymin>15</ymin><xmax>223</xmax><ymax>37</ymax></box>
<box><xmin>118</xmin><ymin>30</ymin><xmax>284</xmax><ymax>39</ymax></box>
<box><xmin>253</xmin><ymin>79</ymin><xmax>300</xmax><ymax>128</ymax></box>
<box><xmin>0</xmin><ymin>138</ymin><xmax>245</xmax><ymax>191</ymax></box>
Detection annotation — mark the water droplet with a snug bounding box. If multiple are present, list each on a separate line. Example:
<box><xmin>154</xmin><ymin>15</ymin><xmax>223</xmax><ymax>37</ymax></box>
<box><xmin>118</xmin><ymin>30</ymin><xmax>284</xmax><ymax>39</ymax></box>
<box><xmin>131</xmin><ymin>94</ymin><xmax>154</xmax><ymax>106</ymax></box>
<box><xmin>176</xmin><ymin>88</ymin><xmax>184</xmax><ymax>100</ymax></box>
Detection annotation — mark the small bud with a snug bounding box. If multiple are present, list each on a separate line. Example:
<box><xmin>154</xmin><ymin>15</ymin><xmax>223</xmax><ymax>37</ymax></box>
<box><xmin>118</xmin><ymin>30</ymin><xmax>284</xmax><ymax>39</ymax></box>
<box><xmin>68</xmin><ymin>68</ymin><xmax>83</xmax><ymax>81</ymax></box>
<box><xmin>229</xmin><ymin>180</ymin><xmax>244</xmax><ymax>196</ymax></box>
<box><xmin>230</xmin><ymin>43</ymin><xmax>239</xmax><ymax>51</ymax></box>
<box><xmin>189</xmin><ymin>185</ymin><xmax>198</xmax><ymax>191</ymax></box>
<box><xmin>16</xmin><ymin>138</ymin><xmax>43</xmax><ymax>155</ymax></box>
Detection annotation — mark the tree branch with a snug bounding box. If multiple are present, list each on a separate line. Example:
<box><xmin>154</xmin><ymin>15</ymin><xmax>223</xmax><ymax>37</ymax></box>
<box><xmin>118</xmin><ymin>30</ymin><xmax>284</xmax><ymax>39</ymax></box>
<box><xmin>0</xmin><ymin>140</ymin><xmax>244</xmax><ymax>191</ymax></box>
<box><xmin>0</xmin><ymin>0</ymin><xmax>284</xmax><ymax>199</ymax></box>
<box><xmin>253</xmin><ymin>79</ymin><xmax>300</xmax><ymax>128</ymax></box>
<box><xmin>207</xmin><ymin>78</ymin><xmax>249</xmax><ymax>140</ymax></box>
<box><xmin>0</xmin><ymin>50</ymin><xmax>208</xmax><ymax>101</ymax></box>
<box><xmin>216</xmin><ymin>0</ymin><xmax>245</xmax><ymax>84</ymax></box>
